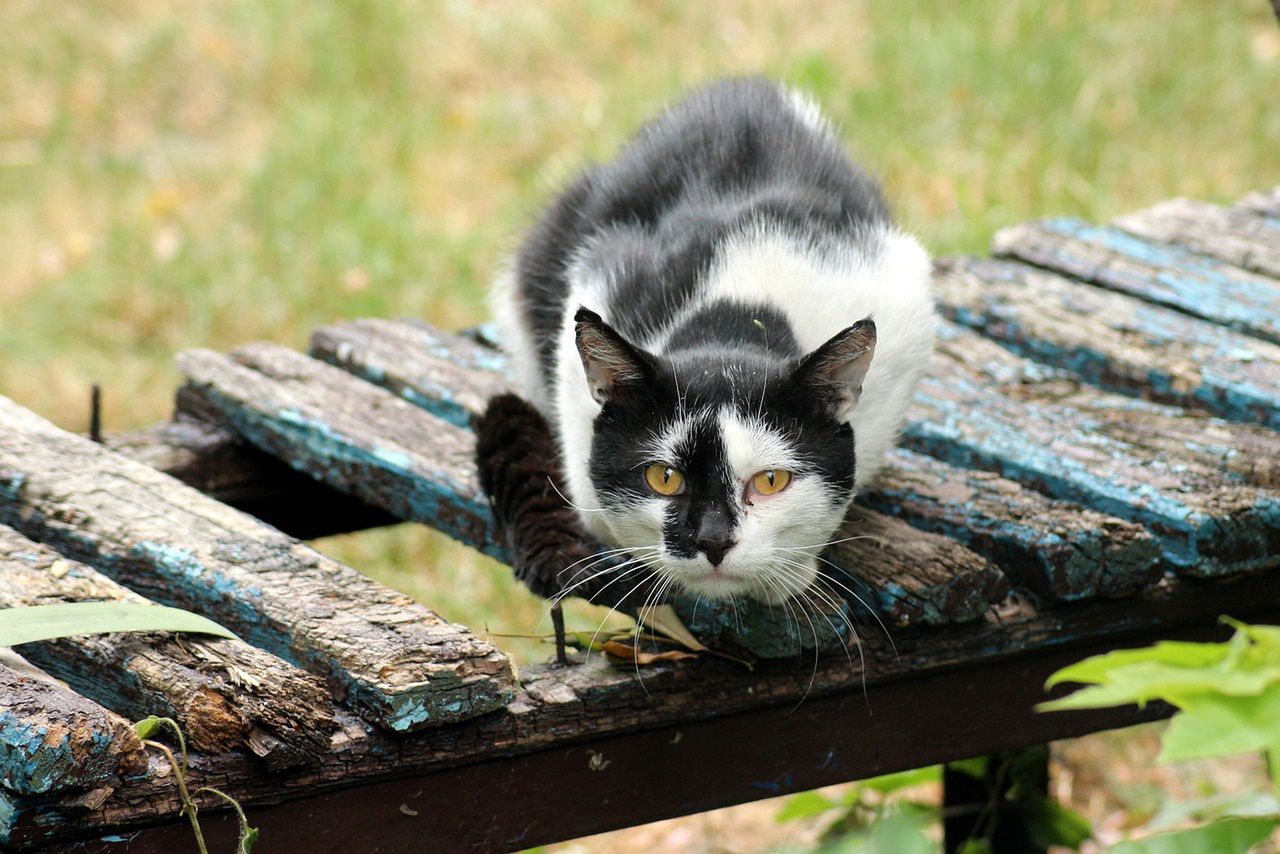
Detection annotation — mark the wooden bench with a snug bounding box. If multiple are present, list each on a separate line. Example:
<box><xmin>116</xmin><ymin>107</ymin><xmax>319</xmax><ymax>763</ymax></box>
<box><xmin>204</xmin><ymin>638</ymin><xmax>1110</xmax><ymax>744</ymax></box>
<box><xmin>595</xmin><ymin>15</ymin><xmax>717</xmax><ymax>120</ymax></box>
<box><xmin>1</xmin><ymin>187</ymin><xmax>1279</xmax><ymax>851</ymax></box>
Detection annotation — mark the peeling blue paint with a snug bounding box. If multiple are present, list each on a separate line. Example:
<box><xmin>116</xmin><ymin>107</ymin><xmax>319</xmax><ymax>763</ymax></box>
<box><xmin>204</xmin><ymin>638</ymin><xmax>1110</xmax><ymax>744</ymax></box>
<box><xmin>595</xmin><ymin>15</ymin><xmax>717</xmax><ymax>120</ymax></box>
<box><xmin>1032</xmin><ymin>219</ymin><xmax>1280</xmax><ymax>344</ymax></box>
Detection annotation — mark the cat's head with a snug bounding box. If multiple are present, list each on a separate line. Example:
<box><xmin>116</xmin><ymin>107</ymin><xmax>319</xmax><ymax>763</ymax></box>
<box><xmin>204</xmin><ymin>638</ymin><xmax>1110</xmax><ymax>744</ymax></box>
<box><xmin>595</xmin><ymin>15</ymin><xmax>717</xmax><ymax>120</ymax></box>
<box><xmin>574</xmin><ymin>307</ymin><xmax>874</xmax><ymax>603</ymax></box>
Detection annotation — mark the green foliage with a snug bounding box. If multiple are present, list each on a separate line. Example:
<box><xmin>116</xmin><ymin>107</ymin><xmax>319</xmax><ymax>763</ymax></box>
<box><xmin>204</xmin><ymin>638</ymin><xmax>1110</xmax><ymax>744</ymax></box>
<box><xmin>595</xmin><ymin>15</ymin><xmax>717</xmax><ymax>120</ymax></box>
<box><xmin>0</xmin><ymin>602</ymin><xmax>238</xmax><ymax>646</ymax></box>
<box><xmin>1042</xmin><ymin>619</ymin><xmax>1280</xmax><ymax>850</ymax></box>
<box><xmin>1106</xmin><ymin>817</ymin><xmax>1277</xmax><ymax>854</ymax></box>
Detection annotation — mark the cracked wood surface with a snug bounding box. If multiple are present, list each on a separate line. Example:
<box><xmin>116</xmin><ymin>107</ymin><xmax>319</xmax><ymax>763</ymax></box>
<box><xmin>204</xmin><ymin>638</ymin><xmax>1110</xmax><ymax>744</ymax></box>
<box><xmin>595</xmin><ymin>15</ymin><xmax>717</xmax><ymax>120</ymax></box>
<box><xmin>869</xmin><ymin>450</ymin><xmax>1161</xmax><ymax>602</ymax></box>
<box><xmin>993</xmin><ymin>217</ymin><xmax>1280</xmax><ymax>345</ymax></box>
<box><xmin>313</xmin><ymin>317</ymin><xmax>1162</xmax><ymax>605</ymax></box>
<box><xmin>933</xmin><ymin>256</ymin><xmax>1280</xmax><ymax>429</ymax></box>
<box><xmin>906</xmin><ymin>322</ymin><xmax>1280</xmax><ymax>576</ymax></box>
<box><xmin>8</xmin><ymin>567</ymin><xmax>1280</xmax><ymax>849</ymax></box>
<box><xmin>1112</xmin><ymin>196</ymin><xmax>1280</xmax><ymax>279</ymax></box>
<box><xmin>0</xmin><ymin>651</ymin><xmax>145</xmax><ymax>800</ymax></box>
<box><xmin>0</xmin><ymin>395</ymin><xmax>515</xmax><ymax>734</ymax></box>
<box><xmin>0</xmin><ymin>524</ymin><xmax>335</xmax><ymax>768</ymax></box>
<box><xmin>180</xmin><ymin>340</ymin><xmax>1007</xmax><ymax>629</ymax></box>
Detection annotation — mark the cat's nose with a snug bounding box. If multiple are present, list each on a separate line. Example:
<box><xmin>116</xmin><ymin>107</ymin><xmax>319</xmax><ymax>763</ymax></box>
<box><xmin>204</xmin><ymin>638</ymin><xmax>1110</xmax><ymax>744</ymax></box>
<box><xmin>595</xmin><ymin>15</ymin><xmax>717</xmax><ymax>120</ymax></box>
<box><xmin>697</xmin><ymin>536</ymin><xmax>735</xmax><ymax>567</ymax></box>
<box><xmin>695</xmin><ymin>508</ymin><xmax>736</xmax><ymax>566</ymax></box>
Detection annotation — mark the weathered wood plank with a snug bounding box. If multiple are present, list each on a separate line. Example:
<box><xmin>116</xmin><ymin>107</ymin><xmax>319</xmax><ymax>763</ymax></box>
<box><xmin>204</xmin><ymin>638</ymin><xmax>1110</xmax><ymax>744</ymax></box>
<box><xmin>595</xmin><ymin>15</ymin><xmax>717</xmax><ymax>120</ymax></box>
<box><xmin>0</xmin><ymin>395</ymin><xmax>516</xmax><ymax>733</ymax></box>
<box><xmin>993</xmin><ymin>218</ymin><xmax>1280</xmax><ymax>345</ymax></box>
<box><xmin>305</xmin><ymin>326</ymin><xmax>1008</xmax><ymax>624</ymax></box>
<box><xmin>9</xmin><ymin>567</ymin><xmax>1280</xmax><ymax>849</ymax></box>
<box><xmin>904</xmin><ymin>322</ymin><xmax>1280</xmax><ymax>576</ymax></box>
<box><xmin>0</xmin><ymin>525</ymin><xmax>335</xmax><ymax>767</ymax></box>
<box><xmin>1237</xmin><ymin>186</ymin><xmax>1280</xmax><ymax>218</ymax></box>
<box><xmin>933</xmin><ymin>256</ymin><xmax>1280</xmax><ymax>429</ymax></box>
<box><xmin>314</xmin><ymin>318</ymin><xmax>1161</xmax><ymax>604</ymax></box>
<box><xmin>0</xmin><ymin>651</ymin><xmax>146</xmax><ymax>797</ymax></box>
<box><xmin>179</xmin><ymin>343</ymin><xmax>504</xmax><ymax>558</ymax></box>
<box><xmin>869</xmin><ymin>450</ymin><xmax>1162</xmax><ymax>602</ymax></box>
<box><xmin>1112</xmin><ymin>197</ymin><xmax>1280</xmax><ymax>279</ymax></box>
<box><xmin>312</xmin><ymin>318</ymin><xmax>513</xmax><ymax>428</ymax></box>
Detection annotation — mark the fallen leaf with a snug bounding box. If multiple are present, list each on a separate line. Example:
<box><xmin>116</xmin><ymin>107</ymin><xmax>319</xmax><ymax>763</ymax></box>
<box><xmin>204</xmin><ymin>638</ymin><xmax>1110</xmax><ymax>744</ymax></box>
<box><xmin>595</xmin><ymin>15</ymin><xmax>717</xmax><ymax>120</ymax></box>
<box><xmin>601</xmin><ymin>640</ymin><xmax>699</xmax><ymax>665</ymax></box>
<box><xmin>636</xmin><ymin>604</ymin><xmax>708</xmax><ymax>652</ymax></box>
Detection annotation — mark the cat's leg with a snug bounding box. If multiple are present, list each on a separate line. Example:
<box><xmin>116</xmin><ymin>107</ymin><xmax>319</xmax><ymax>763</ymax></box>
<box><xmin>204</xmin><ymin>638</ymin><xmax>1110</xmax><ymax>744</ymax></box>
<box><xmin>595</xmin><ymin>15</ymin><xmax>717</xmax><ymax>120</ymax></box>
<box><xmin>475</xmin><ymin>393</ymin><xmax>649</xmax><ymax>665</ymax></box>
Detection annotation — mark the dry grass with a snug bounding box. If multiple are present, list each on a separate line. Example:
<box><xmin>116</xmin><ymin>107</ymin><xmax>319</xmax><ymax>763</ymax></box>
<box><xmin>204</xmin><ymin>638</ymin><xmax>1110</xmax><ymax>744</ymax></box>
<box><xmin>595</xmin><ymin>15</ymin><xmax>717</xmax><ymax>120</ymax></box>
<box><xmin>3</xmin><ymin>1</ymin><xmax>1279</xmax><ymax>849</ymax></box>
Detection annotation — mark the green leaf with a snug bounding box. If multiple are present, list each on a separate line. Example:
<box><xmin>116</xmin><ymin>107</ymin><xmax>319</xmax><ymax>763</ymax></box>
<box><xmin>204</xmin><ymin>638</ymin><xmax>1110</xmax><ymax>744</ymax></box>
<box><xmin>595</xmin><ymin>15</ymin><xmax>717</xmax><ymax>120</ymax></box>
<box><xmin>1023</xmin><ymin>795</ymin><xmax>1092</xmax><ymax>850</ymax></box>
<box><xmin>134</xmin><ymin>715</ymin><xmax>162</xmax><ymax>740</ymax></box>
<box><xmin>238</xmin><ymin>824</ymin><xmax>259</xmax><ymax>854</ymax></box>
<box><xmin>1147</xmin><ymin>790</ymin><xmax>1280</xmax><ymax>831</ymax></box>
<box><xmin>1046</xmin><ymin>641</ymin><xmax>1230</xmax><ymax>689</ymax></box>
<box><xmin>776</xmin><ymin>790</ymin><xmax>839</xmax><ymax>823</ymax></box>
<box><xmin>956</xmin><ymin>840</ymin><xmax>993</xmax><ymax>854</ymax></box>
<box><xmin>824</xmin><ymin>804</ymin><xmax>936</xmax><ymax>854</ymax></box>
<box><xmin>0</xmin><ymin>602</ymin><xmax>238</xmax><ymax>646</ymax></box>
<box><xmin>570</xmin><ymin>632</ymin><xmax>605</xmax><ymax>652</ymax></box>
<box><xmin>859</xmin><ymin>766</ymin><xmax>940</xmax><ymax>795</ymax></box>
<box><xmin>1157</xmin><ymin>687</ymin><xmax>1280</xmax><ymax>764</ymax></box>
<box><xmin>1106</xmin><ymin>816</ymin><xmax>1279</xmax><ymax>853</ymax></box>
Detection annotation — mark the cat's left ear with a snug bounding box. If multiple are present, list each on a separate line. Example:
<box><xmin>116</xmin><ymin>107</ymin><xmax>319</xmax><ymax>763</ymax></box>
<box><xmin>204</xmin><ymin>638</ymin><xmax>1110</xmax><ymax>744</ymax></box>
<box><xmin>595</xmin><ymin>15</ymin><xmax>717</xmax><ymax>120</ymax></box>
<box><xmin>574</xmin><ymin>307</ymin><xmax>654</xmax><ymax>405</ymax></box>
<box><xmin>793</xmin><ymin>318</ymin><xmax>876</xmax><ymax>420</ymax></box>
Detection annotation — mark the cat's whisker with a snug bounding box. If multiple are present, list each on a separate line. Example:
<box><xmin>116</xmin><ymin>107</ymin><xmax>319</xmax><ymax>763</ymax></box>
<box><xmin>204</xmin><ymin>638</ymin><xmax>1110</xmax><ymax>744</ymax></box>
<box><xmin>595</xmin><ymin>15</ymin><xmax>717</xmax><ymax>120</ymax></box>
<box><xmin>771</xmin><ymin>559</ymin><xmax>864</xmax><ymax>686</ymax></box>
<box><xmin>549</xmin><ymin>551</ymin><xmax>659</xmax><ymax>608</ymax></box>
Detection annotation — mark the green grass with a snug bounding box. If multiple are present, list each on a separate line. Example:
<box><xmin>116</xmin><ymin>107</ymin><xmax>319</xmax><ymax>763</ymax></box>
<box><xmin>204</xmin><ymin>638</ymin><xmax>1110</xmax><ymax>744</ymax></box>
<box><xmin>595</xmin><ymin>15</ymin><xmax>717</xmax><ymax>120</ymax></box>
<box><xmin>2</xmin><ymin>0</ymin><xmax>1278</xmax><ymax>664</ymax></box>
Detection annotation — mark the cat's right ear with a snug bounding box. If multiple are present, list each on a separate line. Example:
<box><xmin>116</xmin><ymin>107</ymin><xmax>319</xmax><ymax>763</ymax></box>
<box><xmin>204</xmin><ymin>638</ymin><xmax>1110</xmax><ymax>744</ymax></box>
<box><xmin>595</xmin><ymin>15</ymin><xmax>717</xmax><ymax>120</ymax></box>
<box><xmin>574</xmin><ymin>307</ymin><xmax>653</xmax><ymax>405</ymax></box>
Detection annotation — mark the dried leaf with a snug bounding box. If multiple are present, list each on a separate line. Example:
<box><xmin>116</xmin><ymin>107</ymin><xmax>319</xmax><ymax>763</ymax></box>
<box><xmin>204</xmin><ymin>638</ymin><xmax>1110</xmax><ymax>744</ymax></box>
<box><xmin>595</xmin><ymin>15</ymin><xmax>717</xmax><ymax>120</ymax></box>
<box><xmin>636</xmin><ymin>604</ymin><xmax>707</xmax><ymax>652</ymax></box>
<box><xmin>601</xmin><ymin>640</ymin><xmax>698</xmax><ymax>665</ymax></box>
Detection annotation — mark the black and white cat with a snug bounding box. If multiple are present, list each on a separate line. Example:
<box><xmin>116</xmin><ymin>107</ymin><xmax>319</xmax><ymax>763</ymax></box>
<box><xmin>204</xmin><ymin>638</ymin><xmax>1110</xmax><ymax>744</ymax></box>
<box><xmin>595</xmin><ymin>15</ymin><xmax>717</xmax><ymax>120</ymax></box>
<box><xmin>491</xmin><ymin>78</ymin><xmax>935</xmax><ymax>605</ymax></box>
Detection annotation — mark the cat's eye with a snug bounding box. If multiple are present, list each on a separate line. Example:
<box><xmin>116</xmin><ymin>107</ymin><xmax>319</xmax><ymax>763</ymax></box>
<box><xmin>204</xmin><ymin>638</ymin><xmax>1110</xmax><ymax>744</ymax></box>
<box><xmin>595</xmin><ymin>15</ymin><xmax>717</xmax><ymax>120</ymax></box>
<box><xmin>644</xmin><ymin>463</ymin><xmax>686</xmax><ymax>496</ymax></box>
<box><xmin>750</xmin><ymin>469</ymin><xmax>792</xmax><ymax>496</ymax></box>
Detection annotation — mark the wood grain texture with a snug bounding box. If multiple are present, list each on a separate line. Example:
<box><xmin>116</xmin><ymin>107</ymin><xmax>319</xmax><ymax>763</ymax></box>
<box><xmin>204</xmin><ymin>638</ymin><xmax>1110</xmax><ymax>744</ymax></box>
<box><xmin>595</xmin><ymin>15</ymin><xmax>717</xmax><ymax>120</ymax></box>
<box><xmin>1112</xmin><ymin>197</ymin><xmax>1280</xmax><ymax>279</ymax></box>
<box><xmin>314</xmin><ymin>317</ymin><xmax>1156</xmax><ymax>606</ymax></box>
<box><xmin>0</xmin><ymin>652</ymin><xmax>145</xmax><ymax>798</ymax></box>
<box><xmin>993</xmin><ymin>218</ymin><xmax>1280</xmax><ymax>345</ymax></box>
<box><xmin>305</xmin><ymin>322</ymin><xmax>1007</xmax><ymax>626</ymax></box>
<box><xmin>906</xmin><ymin>322</ymin><xmax>1280</xmax><ymax>576</ymax></box>
<box><xmin>933</xmin><ymin>256</ymin><xmax>1280</xmax><ymax>429</ymax></box>
<box><xmin>179</xmin><ymin>344</ymin><xmax>504</xmax><ymax>558</ymax></box>
<box><xmin>1238</xmin><ymin>186</ymin><xmax>1280</xmax><ymax>218</ymax></box>
<box><xmin>0</xmin><ymin>395</ymin><xmax>515</xmax><ymax>733</ymax></box>
<box><xmin>869</xmin><ymin>450</ymin><xmax>1162</xmax><ymax>602</ymax></box>
<box><xmin>9</xmin><ymin>567</ymin><xmax>1280</xmax><ymax>849</ymax></box>
<box><xmin>0</xmin><ymin>525</ymin><xmax>335</xmax><ymax>767</ymax></box>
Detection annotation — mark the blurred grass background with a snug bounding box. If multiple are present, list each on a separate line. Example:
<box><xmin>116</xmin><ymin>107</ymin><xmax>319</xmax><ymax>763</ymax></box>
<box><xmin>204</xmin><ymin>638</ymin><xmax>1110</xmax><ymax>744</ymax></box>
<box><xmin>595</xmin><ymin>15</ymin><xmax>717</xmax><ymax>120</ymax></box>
<box><xmin>1</xmin><ymin>2</ymin><xmax>1278</xmax><ymax>845</ymax></box>
<box><xmin>3</xmin><ymin>0</ymin><xmax>1278</xmax><ymax>658</ymax></box>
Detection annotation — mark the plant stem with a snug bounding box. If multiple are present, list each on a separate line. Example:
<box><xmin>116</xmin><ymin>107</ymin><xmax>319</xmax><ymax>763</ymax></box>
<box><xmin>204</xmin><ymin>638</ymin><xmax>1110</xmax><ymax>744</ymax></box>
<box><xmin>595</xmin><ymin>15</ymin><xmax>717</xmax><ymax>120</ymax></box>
<box><xmin>145</xmin><ymin>739</ymin><xmax>207</xmax><ymax>854</ymax></box>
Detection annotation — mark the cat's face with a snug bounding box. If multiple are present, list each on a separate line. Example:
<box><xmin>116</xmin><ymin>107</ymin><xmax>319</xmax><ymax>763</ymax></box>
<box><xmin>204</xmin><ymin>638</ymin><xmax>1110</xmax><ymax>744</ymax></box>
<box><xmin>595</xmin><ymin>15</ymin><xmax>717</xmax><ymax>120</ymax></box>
<box><xmin>575</xmin><ymin>308</ymin><xmax>874</xmax><ymax>603</ymax></box>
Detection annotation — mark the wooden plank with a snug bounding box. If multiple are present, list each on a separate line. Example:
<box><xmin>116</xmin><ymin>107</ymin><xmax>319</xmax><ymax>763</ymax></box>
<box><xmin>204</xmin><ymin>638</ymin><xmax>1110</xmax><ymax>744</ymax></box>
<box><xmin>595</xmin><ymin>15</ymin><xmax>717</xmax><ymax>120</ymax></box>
<box><xmin>992</xmin><ymin>217</ymin><xmax>1280</xmax><ymax>345</ymax></box>
<box><xmin>314</xmin><ymin>319</ymin><xmax>1161</xmax><ymax>604</ymax></box>
<box><xmin>0</xmin><ymin>525</ymin><xmax>335</xmax><ymax>768</ymax></box>
<box><xmin>869</xmin><ymin>450</ymin><xmax>1162</xmax><ymax>602</ymax></box>
<box><xmin>904</xmin><ymin>322</ymin><xmax>1280</xmax><ymax>576</ymax></box>
<box><xmin>933</xmin><ymin>256</ymin><xmax>1280</xmax><ymax>429</ymax></box>
<box><xmin>11</xmin><ymin>567</ymin><xmax>1280</xmax><ymax>849</ymax></box>
<box><xmin>308</xmin><ymin>326</ymin><xmax>1007</xmax><ymax>624</ymax></box>
<box><xmin>1112</xmin><ymin>197</ymin><xmax>1280</xmax><ymax>279</ymax></box>
<box><xmin>1237</xmin><ymin>186</ymin><xmax>1280</xmax><ymax>218</ymax></box>
<box><xmin>0</xmin><ymin>651</ymin><xmax>146</xmax><ymax>797</ymax></box>
<box><xmin>0</xmin><ymin>395</ymin><xmax>516</xmax><ymax>733</ymax></box>
<box><xmin>312</xmin><ymin>318</ymin><xmax>513</xmax><ymax>428</ymax></box>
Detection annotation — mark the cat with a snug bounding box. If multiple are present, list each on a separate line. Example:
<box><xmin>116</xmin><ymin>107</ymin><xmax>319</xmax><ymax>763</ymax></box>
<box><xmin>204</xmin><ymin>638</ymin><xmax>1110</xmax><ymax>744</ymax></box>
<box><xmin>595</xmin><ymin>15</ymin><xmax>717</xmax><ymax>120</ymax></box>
<box><xmin>488</xmin><ymin>77</ymin><xmax>935</xmax><ymax>605</ymax></box>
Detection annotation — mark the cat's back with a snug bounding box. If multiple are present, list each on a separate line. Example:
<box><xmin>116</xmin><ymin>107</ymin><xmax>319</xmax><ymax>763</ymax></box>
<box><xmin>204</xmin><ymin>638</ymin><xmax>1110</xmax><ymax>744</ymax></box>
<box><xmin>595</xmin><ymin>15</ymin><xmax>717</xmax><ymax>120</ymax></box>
<box><xmin>499</xmin><ymin>79</ymin><xmax>888</xmax><ymax>397</ymax></box>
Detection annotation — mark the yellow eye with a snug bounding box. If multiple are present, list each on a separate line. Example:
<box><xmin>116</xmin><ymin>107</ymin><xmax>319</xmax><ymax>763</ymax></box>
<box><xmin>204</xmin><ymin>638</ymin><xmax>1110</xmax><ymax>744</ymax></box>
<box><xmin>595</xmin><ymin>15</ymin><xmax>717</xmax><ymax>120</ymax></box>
<box><xmin>751</xmin><ymin>469</ymin><xmax>792</xmax><ymax>496</ymax></box>
<box><xmin>644</xmin><ymin>463</ymin><xmax>685</xmax><ymax>496</ymax></box>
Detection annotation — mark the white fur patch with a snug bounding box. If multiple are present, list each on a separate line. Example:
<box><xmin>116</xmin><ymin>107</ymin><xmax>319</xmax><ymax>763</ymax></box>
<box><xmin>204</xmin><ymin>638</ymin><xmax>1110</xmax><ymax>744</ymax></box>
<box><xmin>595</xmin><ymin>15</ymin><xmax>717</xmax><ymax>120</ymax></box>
<box><xmin>784</xmin><ymin>87</ymin><xmax>834</xmax><ymax>136</ymax></box>
<box><xmin>695</xmin><ymin>223</ymin><xmax>934</xmax><ymax>491</ymax></box>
